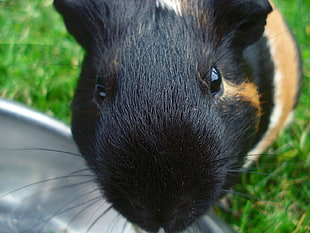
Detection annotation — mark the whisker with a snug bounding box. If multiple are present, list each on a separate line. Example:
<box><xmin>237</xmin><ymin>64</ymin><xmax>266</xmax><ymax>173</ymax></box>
<box><xmin>65</xmin><ymin>195</ymin><xmax>106</xmax><ymax>230</ymax></box>
<box><xmin>84</xmin><ymin>205</ymin><xmax>114</xmax><ymax>233</ymax></box>
<box><xmin>52</xmin><ymin>188</ymin><xmax>100</xmax><ymax>215</ymax></box>
<box><xmin>40</xmin><ymin>194</ymin><xmax>103</xmax><ymax>233</ymax></box>
<box><xmin>229</xmin><ymin>169</ymin><xmax>310</xmax><ymax>186</ymax></box>
<box><xmin>0</xmin><ymin>169</ymin><xmax>94</xmax><ymax>199</ymax></box>
<box><xmin>221</xmin><ymin>189</ymin><xmax>261</xmax><ymax>201</ymax></box>
<box><xmin>23</xmin><ymin>191</ymin><xmax>101</xmax><ymax>233</ymax></box>
<box><xmin>121</xmin><ymin>219</ymin><xmax>130</xmax><ymax>233</ymax></box>
<box><xmin>209</xmin><ymin>152</ymin><xmax>277</xmax><ymax>165</ymax></box>
<box><xmin>109</xmin><ymin>214</ymin><xmax>123</xmax><ymax>233</ymax></box>
<box><xmin>214</xmin><ymin>202</ymin><xmax>239</xmax><ymax>215</ymax></box>
<box><xmin>0</xmin><ymin>147</ymin><xmax>83</xmax><ymax>158</ymax></box>
<box><xmin>42</xmin><ymin>179</ymin><xmax>98</xmax><ymax>197</ymax></box>
<box><xmin>66</xmin><ymin>168</ymin><xmax>93</xmax><ymax>175</ymax></box>
<box><xmin>194</xmin><ymin>218</ymin><xmax>207</xmax><ymax>233</ymax></box>
<box><xmin>227</xmin><ymin>169</ymin><xmax>287</xmax><ymax>178</ymax></box>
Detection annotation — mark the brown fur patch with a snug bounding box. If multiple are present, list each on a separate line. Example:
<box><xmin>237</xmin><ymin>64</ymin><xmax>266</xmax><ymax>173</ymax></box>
<box><xmin>222</xmin><ymin>80</ymin><xmax>261</xmax><ymax>114</ymax></box>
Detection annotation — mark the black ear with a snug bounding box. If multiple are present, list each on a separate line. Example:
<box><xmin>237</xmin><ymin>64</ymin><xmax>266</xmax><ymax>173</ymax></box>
<box><xmin>213</xmin><ymin>0</ymin><xmax>272</xmax><ymax>49</ymax></box>
<box><xmin>54</xmin><ymin>0</ymin><xmax>109</xmax><ymax>51</ymax></box>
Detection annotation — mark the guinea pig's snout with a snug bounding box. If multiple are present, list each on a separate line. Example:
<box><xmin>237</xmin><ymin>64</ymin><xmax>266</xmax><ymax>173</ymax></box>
<box><xmin>91</xmin><ymin>70</ymin><xmax>227</xmax><ymax>232</ymax></box>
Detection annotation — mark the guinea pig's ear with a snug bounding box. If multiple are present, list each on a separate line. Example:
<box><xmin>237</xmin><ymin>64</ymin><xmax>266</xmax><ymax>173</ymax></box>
<box><xmin>54</xmin><ymin>0</ymin><xmax>108</xmax><ymax>51</ymax></box>
<box><xmin>212</xmin><ymin>0</ymin><xmax>272</xmax><ymax>49</ymax></box>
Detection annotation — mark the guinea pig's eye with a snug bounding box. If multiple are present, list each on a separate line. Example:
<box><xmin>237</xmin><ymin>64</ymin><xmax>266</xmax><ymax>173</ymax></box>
<box><xmin>210</xmin><ymin>67</ymin><xmax>222</xmax><ymax>96</ymax></box>
<box><xmin>94</xmin><ymin>74</ymin><xmax>117</xmax><ymax>104</ymax></box>
<box><xmin>95</xmin><ymin>76</ymin><xmax>107</xmax><ymax>100</ymax></box>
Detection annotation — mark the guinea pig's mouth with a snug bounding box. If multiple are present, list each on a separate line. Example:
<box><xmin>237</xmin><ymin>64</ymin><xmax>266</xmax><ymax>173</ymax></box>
<box><xmin>111</xmin><ymin>198</ymin><xmax>210</xmax><ymax>233</ymax></box>
<box><xmin>130</xmin><ymin>216</ymin><xmax>195</xmax><ymax>233</ymax></box>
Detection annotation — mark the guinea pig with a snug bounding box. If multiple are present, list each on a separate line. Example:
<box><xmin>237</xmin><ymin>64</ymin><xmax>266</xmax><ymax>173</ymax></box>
<box><xmin>54</xmin><ymin>0</ymin><xmax>302</xmax><ymax>232</ymax></box>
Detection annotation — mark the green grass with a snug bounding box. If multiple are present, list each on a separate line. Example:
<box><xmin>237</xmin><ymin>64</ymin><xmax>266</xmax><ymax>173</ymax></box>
<box><xmin>0</xmin><ymin>0</ymin><xmax>309</xmax><ymax>232</ymax></box>
<box><xmin>0</xmin><ymin>0</ymin><xmax>82</xmax><ymax>123</ymax></box>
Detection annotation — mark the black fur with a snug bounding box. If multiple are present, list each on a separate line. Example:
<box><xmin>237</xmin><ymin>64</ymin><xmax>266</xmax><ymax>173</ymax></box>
<box><xmin>54</xmin><ymin>0</ymin><xmax>272</xmax><ymax>232</ymax></box>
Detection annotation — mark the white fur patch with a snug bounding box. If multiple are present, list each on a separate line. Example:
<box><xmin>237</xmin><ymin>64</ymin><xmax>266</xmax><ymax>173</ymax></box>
<box><xmin>266</xmin><ymin>70</ymin><xmax>285</xmax><ymax>134</ymax></box>
<box><xmin>156</xmin><ymin>0</ymin><xmax>182</xmax><ymax>15</ymax></box>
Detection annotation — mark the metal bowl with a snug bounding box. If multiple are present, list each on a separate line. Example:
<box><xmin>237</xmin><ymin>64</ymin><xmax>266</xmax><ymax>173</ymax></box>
<box><xmin>0</xmin><ymin>98</ymin><xmax>234</xmax><ymax>233</ymax></box>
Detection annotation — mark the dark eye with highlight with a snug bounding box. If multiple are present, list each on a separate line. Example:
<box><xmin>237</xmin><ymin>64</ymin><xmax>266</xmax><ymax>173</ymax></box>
<box><xmin>94</xmin><ymin>74</ymin><xmax>117</xmax><ymax>104</ymax></box>
<box><xmin>210</xmin><ymin>67</ymin><xmax>222</xmax><ymax>96</ymax></box>
<box><xmin>95</xmin><ymin>76</ymin><xmax>107</xmax><ymax>101</ymax></box>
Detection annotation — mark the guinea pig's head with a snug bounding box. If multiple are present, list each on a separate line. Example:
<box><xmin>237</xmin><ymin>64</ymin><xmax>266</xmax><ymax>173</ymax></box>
<box><xmin>54</xmin><ymin>0</ymin><xmax>272</xmax><ymax>232</ymax></box>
